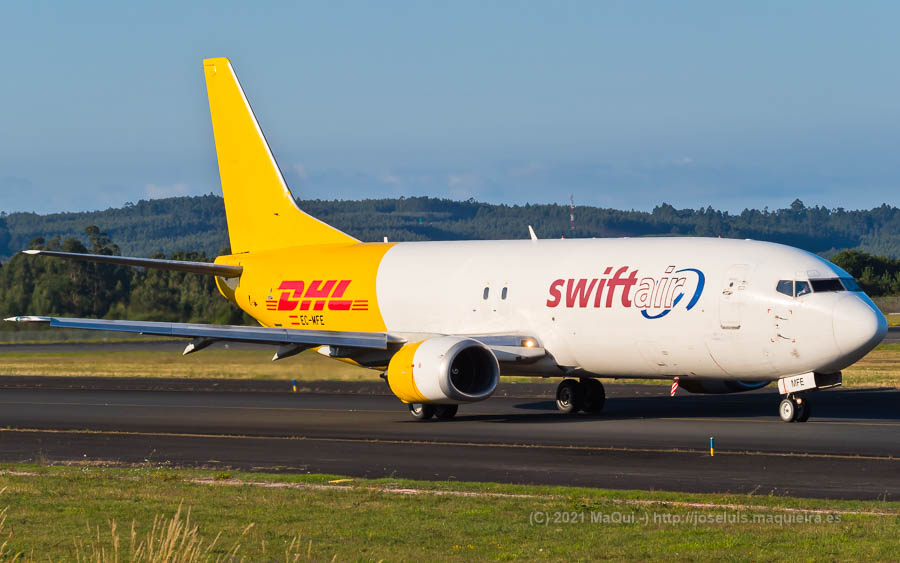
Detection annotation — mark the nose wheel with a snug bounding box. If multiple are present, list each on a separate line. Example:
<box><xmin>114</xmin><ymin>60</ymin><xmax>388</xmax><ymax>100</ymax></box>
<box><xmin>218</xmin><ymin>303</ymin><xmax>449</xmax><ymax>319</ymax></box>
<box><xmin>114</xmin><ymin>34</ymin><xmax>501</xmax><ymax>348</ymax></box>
<box><xmin>778</xmin><ymin>395</ymin><xmax>811</xmax><ymax>423</ymax></box>
<box><xmin>556</xmin><ymin>378</ymin><xmax>606</xmax><ymax>414</ymax></box>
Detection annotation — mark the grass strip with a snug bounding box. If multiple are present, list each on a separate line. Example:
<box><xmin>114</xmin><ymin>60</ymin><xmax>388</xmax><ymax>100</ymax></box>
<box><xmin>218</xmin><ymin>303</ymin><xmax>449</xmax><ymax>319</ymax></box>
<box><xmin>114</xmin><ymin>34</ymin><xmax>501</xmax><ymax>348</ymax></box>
<box><xmin>0</xmin><ymin>463</ymin><xmax>897</xmax><ymax>560</ymax></box>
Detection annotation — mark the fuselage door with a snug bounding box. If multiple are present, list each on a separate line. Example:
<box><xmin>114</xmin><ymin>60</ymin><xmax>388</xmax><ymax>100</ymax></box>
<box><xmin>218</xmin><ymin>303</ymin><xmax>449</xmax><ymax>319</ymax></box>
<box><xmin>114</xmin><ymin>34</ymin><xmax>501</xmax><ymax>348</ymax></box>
<box><xmin>719</xmin><ymin>264</ymin><xmax>749</xmax><ymax>329</ymax></box>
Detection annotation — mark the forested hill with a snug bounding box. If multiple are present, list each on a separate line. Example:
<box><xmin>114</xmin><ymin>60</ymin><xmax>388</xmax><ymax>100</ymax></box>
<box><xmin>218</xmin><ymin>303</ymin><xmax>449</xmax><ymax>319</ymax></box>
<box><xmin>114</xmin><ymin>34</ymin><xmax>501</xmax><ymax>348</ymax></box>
<box><xmin>2</xmin><ymin>195</ymin><xmax>900</xmax><ymax>259</ymax></box>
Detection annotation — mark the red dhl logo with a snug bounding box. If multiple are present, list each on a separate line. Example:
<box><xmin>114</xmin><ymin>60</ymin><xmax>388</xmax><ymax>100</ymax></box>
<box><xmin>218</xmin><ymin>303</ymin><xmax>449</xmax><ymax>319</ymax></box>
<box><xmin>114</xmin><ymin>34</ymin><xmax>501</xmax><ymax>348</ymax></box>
<box><xmin>265</xmin><ymin>280</ymin><xmax>369</xmax><ymax>312</ymax></box>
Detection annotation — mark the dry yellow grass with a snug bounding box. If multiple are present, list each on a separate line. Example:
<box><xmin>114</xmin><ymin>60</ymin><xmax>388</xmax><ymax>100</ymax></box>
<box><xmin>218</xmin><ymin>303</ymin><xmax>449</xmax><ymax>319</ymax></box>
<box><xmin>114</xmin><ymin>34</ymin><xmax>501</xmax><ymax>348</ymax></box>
<box><xmin>1</xmin><ymin>343</ymin><xmax>898</xmax><ymax>389</ymax></box>
<box><xmin>842</xmin><ymin>343</ymin><xmax>900</xmax><ymax>388</ymax></box>
<box><xmin>612</xmin><ymin>345</ymin><xmax>900</xmax><ymax>389</ymax></box>
<box><xmin>0</xmin><ymin>348</ymin><xmax>373</xmax><ymax>381</ymax></box>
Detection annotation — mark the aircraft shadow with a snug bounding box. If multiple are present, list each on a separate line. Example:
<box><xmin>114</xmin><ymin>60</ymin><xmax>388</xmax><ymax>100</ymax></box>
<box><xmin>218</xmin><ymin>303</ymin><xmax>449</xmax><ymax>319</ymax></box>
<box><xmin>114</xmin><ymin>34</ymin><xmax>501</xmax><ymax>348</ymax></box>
<box><xmin>444</xmin><ymin>388</ymin><xmax>900</xmax><ymax>424</ymax></box>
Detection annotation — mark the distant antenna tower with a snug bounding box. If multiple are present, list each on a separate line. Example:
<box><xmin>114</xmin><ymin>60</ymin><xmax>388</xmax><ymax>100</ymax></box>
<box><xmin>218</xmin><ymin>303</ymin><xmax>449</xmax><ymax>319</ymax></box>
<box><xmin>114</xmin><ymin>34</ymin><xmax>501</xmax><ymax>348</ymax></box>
<box><xmin>569</xmin><ymin>194</ymin><xmax>575</xmax><ymax>231</ymax></box>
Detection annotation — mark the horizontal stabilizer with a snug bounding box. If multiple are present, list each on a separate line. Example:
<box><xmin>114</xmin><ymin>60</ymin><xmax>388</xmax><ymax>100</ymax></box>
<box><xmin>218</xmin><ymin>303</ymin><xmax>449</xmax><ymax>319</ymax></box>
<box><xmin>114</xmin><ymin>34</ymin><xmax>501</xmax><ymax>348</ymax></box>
<box><xmin>4</xmin><ymin>316</ymin><xmax>394</xmax><ymax>349</ymax></box>
<box><xmin>21</xmin><ymin>250</ymin><xmax>243</xmax><ymax>278</ymax></box>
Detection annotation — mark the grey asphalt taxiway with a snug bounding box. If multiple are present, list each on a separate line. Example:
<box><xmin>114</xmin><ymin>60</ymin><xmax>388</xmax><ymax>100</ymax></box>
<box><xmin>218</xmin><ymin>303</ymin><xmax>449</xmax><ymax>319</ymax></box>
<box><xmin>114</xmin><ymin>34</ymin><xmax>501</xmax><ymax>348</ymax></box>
<box><xmin>884</xmin><ymin>325</ymin><xmax>900</xmax><ymax>343</ymax></box>
<box><xmin>0</xmin><ymin>369</ymin><xmax>898</xmax><ymax>500</ymax></box>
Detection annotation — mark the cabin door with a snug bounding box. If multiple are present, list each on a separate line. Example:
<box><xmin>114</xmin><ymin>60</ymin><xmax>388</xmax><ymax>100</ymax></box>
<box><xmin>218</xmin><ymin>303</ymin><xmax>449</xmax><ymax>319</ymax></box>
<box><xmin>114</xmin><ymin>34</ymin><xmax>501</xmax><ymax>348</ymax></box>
<box><xmin>719</xmin><ymin>264</ymin><xmax>749</xmax><ymax>329</ymax></box>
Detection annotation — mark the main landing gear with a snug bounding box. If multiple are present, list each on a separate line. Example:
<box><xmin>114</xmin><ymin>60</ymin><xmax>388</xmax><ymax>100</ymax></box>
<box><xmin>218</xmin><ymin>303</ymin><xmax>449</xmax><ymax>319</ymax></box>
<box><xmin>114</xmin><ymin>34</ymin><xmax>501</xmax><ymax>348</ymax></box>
<box><xmin>408</xmin><ymin>403</ymin><xmax>458</xmax><ymax>420</ymax></box>
<box><xmin>778</xmin><ymin>394</ymin><xmax>811</xmax><ymax>423</ymax></box>
<box><xmin>556</xmin><ymin>378</ymin><xmax>606</xmax><ymax>414</ymax></box>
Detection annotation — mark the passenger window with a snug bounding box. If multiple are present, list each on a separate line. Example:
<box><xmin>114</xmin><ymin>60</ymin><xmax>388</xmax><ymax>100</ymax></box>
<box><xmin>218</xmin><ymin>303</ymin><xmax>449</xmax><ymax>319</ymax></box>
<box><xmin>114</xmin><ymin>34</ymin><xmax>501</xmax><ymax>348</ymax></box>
<box><xmin>795</xmin><ymin>281</ymin><xmax>812</xmax><ymax>296</ymax></box>
<box><xmin>776</xmin><ymin>280</ymin><xmax>793</xmax><ymax>297</ymax></box>
<box><xmin>483</xmin><ymin>287</ymin><xmax>490</xmax><ymax>300</ymax></box>
<box><xmin>501</xmin><ymin>287</ymin><xmax>508</xmax><ymax>300</ymax></box>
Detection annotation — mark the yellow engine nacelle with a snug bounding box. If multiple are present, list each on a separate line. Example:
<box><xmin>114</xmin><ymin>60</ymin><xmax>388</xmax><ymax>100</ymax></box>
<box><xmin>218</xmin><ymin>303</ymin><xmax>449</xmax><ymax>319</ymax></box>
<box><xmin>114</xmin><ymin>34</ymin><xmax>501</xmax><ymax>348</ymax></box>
<box><xmin>386</xmin><ymin>336</ymin><xmax>500</xmax><ymax>404</ymax></box>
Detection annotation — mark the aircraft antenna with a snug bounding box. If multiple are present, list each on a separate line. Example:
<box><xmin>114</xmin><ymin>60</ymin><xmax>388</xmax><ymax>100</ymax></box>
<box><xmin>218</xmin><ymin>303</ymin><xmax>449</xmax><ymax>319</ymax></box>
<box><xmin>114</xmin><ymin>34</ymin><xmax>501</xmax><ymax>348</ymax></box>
<box><xmin>569</xmin><ymin>194</ymin><xmax>575</xmax><ymax>231</ymax></box>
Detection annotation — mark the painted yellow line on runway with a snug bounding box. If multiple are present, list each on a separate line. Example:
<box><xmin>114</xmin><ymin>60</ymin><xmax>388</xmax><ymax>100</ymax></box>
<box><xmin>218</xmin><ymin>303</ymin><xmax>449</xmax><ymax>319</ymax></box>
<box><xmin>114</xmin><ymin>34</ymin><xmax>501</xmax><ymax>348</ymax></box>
<box><xmin>2</xmin><ymin>427</ymin><xmax>897</xmax><ymax>462</ymax></box>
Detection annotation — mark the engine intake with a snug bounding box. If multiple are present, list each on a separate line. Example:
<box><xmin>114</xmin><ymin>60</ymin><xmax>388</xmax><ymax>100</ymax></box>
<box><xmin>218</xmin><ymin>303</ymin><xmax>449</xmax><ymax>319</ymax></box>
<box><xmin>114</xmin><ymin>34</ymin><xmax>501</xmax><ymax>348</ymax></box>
<box><xmin>386</xmin><ymin>337</ymin><xmax>500</xmax><ymax>404</ymax></box>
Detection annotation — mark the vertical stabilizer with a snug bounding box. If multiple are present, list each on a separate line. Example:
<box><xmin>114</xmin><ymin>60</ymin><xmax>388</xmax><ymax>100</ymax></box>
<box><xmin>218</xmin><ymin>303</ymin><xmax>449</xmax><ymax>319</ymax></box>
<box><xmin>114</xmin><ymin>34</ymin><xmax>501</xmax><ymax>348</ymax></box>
<box><xmin>203</xmin><ymin>58</ymin><xmax>357</xmax><ymax>253</ymax></box>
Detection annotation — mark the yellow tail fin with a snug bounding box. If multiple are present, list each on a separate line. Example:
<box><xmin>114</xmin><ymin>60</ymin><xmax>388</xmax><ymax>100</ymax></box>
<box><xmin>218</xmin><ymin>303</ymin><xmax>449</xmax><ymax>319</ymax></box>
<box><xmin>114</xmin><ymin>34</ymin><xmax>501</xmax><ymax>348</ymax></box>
<box><xmin>203</xmin><ymin>57</ymin><xmax>357</xmax><ymax>254</ymax></box>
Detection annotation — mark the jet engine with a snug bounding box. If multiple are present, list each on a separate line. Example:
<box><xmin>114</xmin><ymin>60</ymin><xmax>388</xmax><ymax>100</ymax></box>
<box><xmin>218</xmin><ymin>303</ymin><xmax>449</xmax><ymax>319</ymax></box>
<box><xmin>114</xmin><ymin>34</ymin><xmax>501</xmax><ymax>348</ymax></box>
<box><xmin>678</xmin><ymin>379</ymin><xmax>770</xmax><ymax>394</ymax></box>
<box><xmin>386</xmin><ymin>336</ymin><xmax>500</xmax><ymax>404</ymax></box>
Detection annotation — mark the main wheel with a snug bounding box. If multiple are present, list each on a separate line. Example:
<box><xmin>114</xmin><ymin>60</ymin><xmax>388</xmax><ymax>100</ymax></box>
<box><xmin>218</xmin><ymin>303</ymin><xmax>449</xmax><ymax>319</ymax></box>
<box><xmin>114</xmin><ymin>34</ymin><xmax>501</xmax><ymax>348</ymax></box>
<box><xmin>409</xmin><ymin>403</ymin><xmax>435</xmax><ymax>420</ymax></box>
<box><xmin>556</xmin><ymin>379</ymin><xmax>581</xmax><ymax>414</ymax></box>
<box><xmin>778</xmin><ymin>398</ymin><xmax>796</xmax><ymax>422</ymax></box>
<box><xmin>434</xmin><ymin>404</ymin><xmax>459</xmax><ymax>419</ymax></box>
<box><xmin>795</xmin><ymin>398</ymin><xmax>811</xmax><ymax>422</ymax></box>
<box><xmin>579</xmin><ymin>379</ymin><xmax>606</xmax><ymax>413</ymax></box>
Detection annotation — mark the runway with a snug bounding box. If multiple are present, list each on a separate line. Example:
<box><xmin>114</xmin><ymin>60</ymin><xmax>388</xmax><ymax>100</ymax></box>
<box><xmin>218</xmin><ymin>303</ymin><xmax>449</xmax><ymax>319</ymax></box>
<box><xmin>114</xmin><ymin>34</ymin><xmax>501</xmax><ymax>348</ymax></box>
<box><xmin>0</xmin><ymin>376</ymin><xmax>897</xmax><ymax>500</ymax></box>
<box><xmin>884</xmin><ymin>325</ymin><xmax>900</xmax><ymax>343</ymax></box>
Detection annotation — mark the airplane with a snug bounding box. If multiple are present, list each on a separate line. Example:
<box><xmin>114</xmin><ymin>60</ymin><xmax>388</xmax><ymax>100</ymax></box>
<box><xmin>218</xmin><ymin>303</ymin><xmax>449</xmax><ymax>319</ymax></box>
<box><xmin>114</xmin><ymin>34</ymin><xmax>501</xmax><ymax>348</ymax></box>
<box><xmin>6</xmin><ymin>58</ymin><xmax>888</xmax><ymax>423</ymax></box>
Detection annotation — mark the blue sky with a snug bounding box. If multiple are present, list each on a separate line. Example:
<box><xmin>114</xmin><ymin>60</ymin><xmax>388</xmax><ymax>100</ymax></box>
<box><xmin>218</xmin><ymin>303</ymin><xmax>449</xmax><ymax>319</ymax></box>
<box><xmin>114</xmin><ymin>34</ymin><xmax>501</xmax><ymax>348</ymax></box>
<box><xmin>2</xmin><ymin>1</ymin><xmax>899</xmax><ymax>214</ymax></box>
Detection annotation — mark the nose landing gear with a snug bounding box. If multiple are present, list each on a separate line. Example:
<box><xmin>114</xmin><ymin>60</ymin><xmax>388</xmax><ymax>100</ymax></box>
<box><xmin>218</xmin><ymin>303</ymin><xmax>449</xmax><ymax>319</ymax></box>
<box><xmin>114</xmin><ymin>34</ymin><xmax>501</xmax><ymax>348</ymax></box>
<box><xmin>776</xmin><ymin>372</ymin><xmax>838</xmax><ymax>423</ymax></box>
<box><xmin>778</xmin><ymin>394</ymin><xmax>811</xmax><ymax>423</ymax></box>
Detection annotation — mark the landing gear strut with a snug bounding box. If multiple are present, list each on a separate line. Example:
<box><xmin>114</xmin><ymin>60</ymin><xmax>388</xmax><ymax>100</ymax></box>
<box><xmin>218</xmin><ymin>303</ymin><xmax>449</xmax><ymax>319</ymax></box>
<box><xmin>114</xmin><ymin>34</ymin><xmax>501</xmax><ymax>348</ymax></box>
<box><xmin>778</xmin><ymin>394</ymin><xmax>811</xmax><ymax>423</ymax></box>
<box><xmin>555</xmin><ymin>378</ymin><xmax>606</xmax><ymax>414</ymax></box>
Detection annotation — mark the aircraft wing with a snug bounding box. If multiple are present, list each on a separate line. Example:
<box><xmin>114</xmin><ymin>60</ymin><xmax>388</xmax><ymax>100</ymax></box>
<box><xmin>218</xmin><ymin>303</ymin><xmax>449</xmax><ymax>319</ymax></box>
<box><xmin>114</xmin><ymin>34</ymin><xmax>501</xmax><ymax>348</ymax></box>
<box><xmin>4</xmin><ymin>316</ymin><xmax>394</xmax><ymax>349</ymax></box>
<box><xmin>4</xmin><ymin>316</ymin><xmax>546</xmax><ymax>364</ymax></box>
<box><xmin>458</xmin><ymin>334</ymin><xmax>547</xmax><ymax>362</ymax></box>
<box><xmin>19</xmin><ymin>250</ymin><xmax>242</xmax><ymax>278</ymax></box>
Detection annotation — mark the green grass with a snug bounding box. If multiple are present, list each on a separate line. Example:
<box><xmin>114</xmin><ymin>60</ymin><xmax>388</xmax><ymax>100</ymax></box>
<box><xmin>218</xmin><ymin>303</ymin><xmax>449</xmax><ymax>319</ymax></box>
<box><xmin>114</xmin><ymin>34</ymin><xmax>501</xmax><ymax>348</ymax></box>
<box><xmin>0</xmin><ymin>463</ymin><xmax>897</xmax><ymax>560</ymax></box>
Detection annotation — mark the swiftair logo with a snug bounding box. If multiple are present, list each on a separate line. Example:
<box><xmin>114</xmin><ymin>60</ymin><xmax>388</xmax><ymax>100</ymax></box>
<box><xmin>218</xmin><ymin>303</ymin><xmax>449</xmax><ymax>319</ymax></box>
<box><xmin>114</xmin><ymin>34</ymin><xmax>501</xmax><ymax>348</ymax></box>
<box><xmin>545</xmin><ymin>266</ymin><xmax>704</xmax><ymax>319</ymax></box>
<box><xmin>266</xmin><ymin>280</ymin><xmax>369</xmax><ymax>312</ymax></box>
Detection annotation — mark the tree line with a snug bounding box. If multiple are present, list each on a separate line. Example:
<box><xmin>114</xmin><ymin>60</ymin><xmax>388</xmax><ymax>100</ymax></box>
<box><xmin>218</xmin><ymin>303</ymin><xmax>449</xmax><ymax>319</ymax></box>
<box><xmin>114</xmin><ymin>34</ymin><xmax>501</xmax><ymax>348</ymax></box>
<box><xmin>829</xmin><ymin>250</ymin><xmax>900</xmax><ymax>296</ymax></box>
<box><xmin>3</xmin><ymin>196</ymin><xmax>900</xmax><ymax>259</ymax></box>
<box><xmin>0</xmin><ymin>227</ymin><xmax>249</xmax><ymax>331</ymax></box>
<box><xmin>0</xmin><ymin>226</ymin><xmax>897</xmax><ymax>331</ymax></box>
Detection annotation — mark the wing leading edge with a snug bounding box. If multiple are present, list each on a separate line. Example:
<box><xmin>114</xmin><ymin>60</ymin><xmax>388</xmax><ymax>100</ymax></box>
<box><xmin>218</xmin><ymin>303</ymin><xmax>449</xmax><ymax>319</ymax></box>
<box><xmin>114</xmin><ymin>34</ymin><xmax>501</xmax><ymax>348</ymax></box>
<box><xmin>4</xmin><ymin>316</ymin><xmax>546</xmax><ymax>365</ymax></box>
<box><xmin>4</xmin><ymin>316</ymin><xmax>393</xmax><ymax>349</ymax></box>
<box><xmin>20</xmin><ymin>250</ymin><xmax>243</xmax><ymax>278</ymax></box>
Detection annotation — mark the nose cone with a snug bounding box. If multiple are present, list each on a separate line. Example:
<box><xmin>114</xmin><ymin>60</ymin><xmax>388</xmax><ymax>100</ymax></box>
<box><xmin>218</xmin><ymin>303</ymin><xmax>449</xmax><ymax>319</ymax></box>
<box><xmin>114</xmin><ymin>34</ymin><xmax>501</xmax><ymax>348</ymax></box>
<box><xmin>832</xmin><ymin>294</ymin><xmax>888</xmax><ymax>358</ymax></box>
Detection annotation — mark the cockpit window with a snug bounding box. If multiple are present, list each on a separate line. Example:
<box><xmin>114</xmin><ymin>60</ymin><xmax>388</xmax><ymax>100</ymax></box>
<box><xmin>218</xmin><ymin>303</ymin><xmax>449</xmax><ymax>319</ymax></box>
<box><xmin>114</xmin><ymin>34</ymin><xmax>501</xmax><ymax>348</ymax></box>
<box><xmin>776</xmin><ymin>277</ymin><xmax>860</xmax><ymax>297</ymax></box>
<box><xmin>810</xmin><ymin>278</ymin><xmax>846</xmax><ymax>292</ymax></box>
<box><xmin>840</xmin><ymin>277</ymin><xmax>862</xmax><ymax>292</ymax></box>
<box><xmin>776</xmin><ymin>280</ymin><xmax>793</xmax><ymax>296</ymax></box>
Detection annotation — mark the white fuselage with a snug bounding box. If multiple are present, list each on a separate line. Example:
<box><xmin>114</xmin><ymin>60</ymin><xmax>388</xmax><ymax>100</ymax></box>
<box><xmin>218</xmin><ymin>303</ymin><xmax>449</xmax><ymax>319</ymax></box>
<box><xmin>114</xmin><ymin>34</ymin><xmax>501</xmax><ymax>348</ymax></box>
<box><xmin>375</xmin><ymin>237</ymin><xmax>887</xmax><ymax>381</ymax></box>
